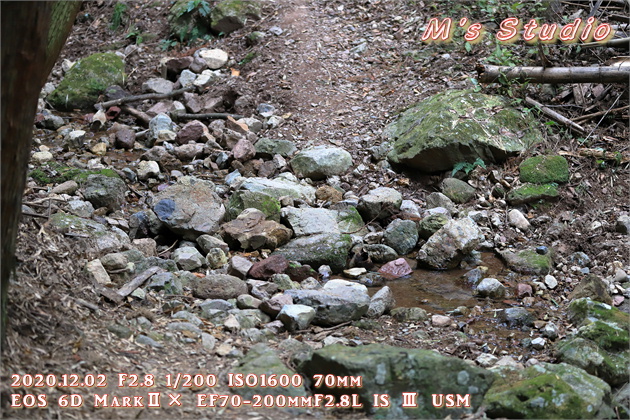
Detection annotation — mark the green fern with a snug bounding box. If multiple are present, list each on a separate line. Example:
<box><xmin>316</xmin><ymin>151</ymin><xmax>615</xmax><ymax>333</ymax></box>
<box><xmin>451</xmin><ymin>158</ymin><xmax>486</xmax><ymax>177</ymax></box>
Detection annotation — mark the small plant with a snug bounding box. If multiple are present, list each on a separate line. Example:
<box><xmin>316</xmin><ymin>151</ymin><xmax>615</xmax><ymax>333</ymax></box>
<box><xmin>452</xmin><ymin>158</ymin><xmax>486</xmax><ymax>177</ymax></box>
<box><xmin>171</xmin><ymin>0</ymin><xmax>212</xmax><ymax>43</ymax></box>
<box><xmin>160</xmin><ymin>39</ymin><xmax>179</xmax><ymax>51</ymax></box>
<box><xmin>238</xmin><ymin>51</ymin><xmax>257</xmax><ymax>66</ymax></box>
<box><xmin>110</xmin><ymin>2</ymin><xmax>128</xmax><ymax>31</ymax></box>
<box><xmin>126</xmin><ymin>26</ymin><xmax>144</xmax><ymax>45</ymax></box>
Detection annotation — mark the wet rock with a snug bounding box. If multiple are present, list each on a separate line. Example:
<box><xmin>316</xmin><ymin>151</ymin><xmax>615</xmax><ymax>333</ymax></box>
<box><xmin>142</xmin><ymin>78</ymin><xmax>174</xmax><ymax>94</ymax></box>
<box><xmin>49</xmin><ymin>53</ymin><xmax>125</xmax><ymax>110</ymax></box>
<box><xmin>273</xmin><ymin>233</ymin><xmax>353</xmax><ymax>273</ymax></box>
<box><xmin>499</xmin><ymin>248</ymin><xmax>553</xmax><ymax>275</ymax></box>
<box><xmin>519</xmin><ymin>155</ymin><xmax>569</xmax><ymax>184</ymax></box>
<box><xmin>483</xmin><ymin>362</ymin><xmax>614</xmax><ymax>419</ymax></box>
<box><xmin>476</xmin><ymin>278</ymin><xmax>506</xmax><ymax>298</ymax></box>
<box><xmin>301</xmin><ymin>343</ymin><xmax>494</xmax><ymax>419</ymax></box>
<box><xmin>385</xmin><ymin>90</ymin><xmax>541</xmax><ymax>172</ymax></box>
<box><xmin>367</xmin><ymin>286</ymin><xmax>395</xmax><ymax>318</ymax></box>
<box><xmin>568</xmin><ymin>274</ymin><xmax>613</xmax><ymax>304</ymax></box>
<box><xmin>501</xmin><ymin>307</ymin><xmax>535</xmax><ymax>328</ymax></box>
<box><xmin>172</xmin><ymin>246</ymin><xmax>206</xmax><ymax>271</ymax></box>
<box><xmin>363</xmin><ymin>244</ymin><xmax>398</xmax><ymax>263</ymax></box>
<box><xmin>153</xmin><ymin>176</ymin><xmax>225</xmax><ymax>240</ymax></box>
<box><xmin>383</xmin><ymin>219</ymin><xmax>418</xmax><ymax>255</ymax></box>
<box><xmin>378</xmin><ymin>258</ymin><xmax>412</xmax><ymax>280</ymax></box>
<box><xmin>290</xmin><ymin>146</ymin><xmax>353</xmax><ymax>180</ymax></box>
<box><xmin>284</xmin><ymin>280</ymin><xmax>370</xmax><ymax>326</ymax></box>
<box><xmin>441</xmin><ymin>178</ymin><xmax>476</xmax><ymax>204</ymax></box>
<box><xmin>282</xmin><ymin>206</ymin><xmax>364</xmax><ymax>237</ymax></box>
<box><xmin>249</xmin><ymin>255</ymin><xmax>289</xmax><ymax>280</ymax></box>
<box><xmin>255</xmin><ymin>137</ymin><xmax>297</xmax><ymax>158</ymax></box>
<box><xmin>391</xmin><ymin>307</ymin><xmax>428</xmax><ymax>322</ymax></box>
<box><xmin>417</xmin><ymin>217</ymin><xmax>482</xmax><ymax>270</ymax></box>
<box><xmin>137</xmin><ymin>160</ymin><xmax>160</xmax><ymax>180</ymax></box>
<box><xmin>81</xmin><ymin>174</ymin><xmax>127</xmax><ymax>211</ymax></box>
<box><xmin>508</xmin><ymin>209</ymin><xmax>530</xmax><ymax>231</ymax></box>
<box><xmin>357</xmin><ymin>187</ymin><xmax>402</xmax><ymax>220</ymax></box>
<box><xmin>278</xmin><ymin>304</ymin><xmax>316</xmax><ymax>332</ymax></box>
<box><xmin>191</xmin><ymin>274</ymin><xmax>247</xmax><ymax>300</ymax></box>
<box><xmin>507</xmin><ymin>183</ymin><xmax>559</xmax><ymax>205</ymax></box>
<box><xmin>220</xmin><ymin>208</ymin><xmax>292</xmax><ymax>250</ymax></box>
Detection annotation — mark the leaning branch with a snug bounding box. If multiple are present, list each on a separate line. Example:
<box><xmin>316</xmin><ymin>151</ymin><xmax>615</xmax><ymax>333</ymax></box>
<box><xmin>477</xmin><ymin>63</ymin><xmax>630</xmax><ymax>84</ymax></box>
<box><xmin>172</xmin><ymin>112</ymin><xmax>244</xmax><ymax>121</ymax></box>
<box><xmin>95</xmin><ymin>86</ymin><xmax>196</xmax><ymax>110</ymax></box>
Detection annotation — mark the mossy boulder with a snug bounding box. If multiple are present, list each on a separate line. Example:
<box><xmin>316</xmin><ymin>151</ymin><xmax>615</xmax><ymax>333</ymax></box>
<box><xmin>385</xmin><ymin>90</ymin><xmax>542</xmax><ymax>172</ymax></box>
<box><xmin>29</xmin><ymin>165</ymin><xmax>120</xmax><ymax>186</ymax></box>
<box><xmin>555</xmin><ymin>337</ymin><xmax>629</xmax><ymax>386</ymax></box>
<box><xmin>507</xmin><ymin>183</ymin><xmax>559</xmax><ymax>205</ymax></box>
<box><xmin>272</xmin><ymin>233</ymin><xmax>352</xmax><ymax>273</ymax></box>
<box><xmin>232</xmin><ymin>344</ymin><xmax>307</xmax><ymax>398</ymax></box>
<box><xmin>49</xmin><ymin>212</ymin><xmax>130</xmax><ymax>255</ymax></box>
<box><xmin>300</xmin><ymin>344</ymin><xmax>494</xmax><ymax>419</ymax></box>
<box><xmin>499</xmin><ymin>248</ymin><xmax>553</xmax><ymax>274</ymax></box>
<box><xmin>568</xmin><ymin>274</ymin><xmax>613</xmax><ymax>305</ymax></box>
<box><xmin>48</xmin><ymin>53</ymin><xmax>125</xmax><ymax>110</ymax></box>
<box><xmin>418</xmin><ymin>213</ymin><xmax>449</xmax><ymax>239</ymax></box>
<box><xmin>210</xmin><ymin>0</ymin><xmax>261</xmax><ymax>35</ymax></box>
<box><xmin>484</xmin><ymin>362</ymin><xmax>614</xmax><ymax>419</ymax></box>
<box><xmin>441</xmin><ymin>177</ymin><xmax>476</xmax><ymax>204</ymax></box>
<box><xmin>519</xmin><ymin>155</ymin><xmax>569</xmax><ymax>184</ymax></box>
<box><xmin>226</xmin><ymin>190</ymin><xmax>281</xmax><ymax>222</ymax></box>
<box><xmin>568</xmin><ymin>298</ymin><xmax>628</xmax><ymax>327</ymax></box>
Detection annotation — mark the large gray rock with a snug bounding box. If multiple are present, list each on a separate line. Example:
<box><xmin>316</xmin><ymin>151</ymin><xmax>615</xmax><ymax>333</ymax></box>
<box><xmin>357</xmin><ymin>187</ymin><xmax>402</xmax><ymax>220</ymax></box>
<box><xmin>417</xmin><ymin>217</ymin><xmax>482</xmax><ymax>269</ymax></box>
<box><xmin>237</xmin><ymin>176</ymin><xmax>316</xmax><ymax>202</ymax></box>
<box><xmin>383</xmin><ymin>219</ymin><xmax>418</xmax><ymax>255</ymax></box>
<box><xmin>210</xmin><ymin>0</ymin><xmax>262</xmax><ymax>35</ymax></box>
<box><xmin>48</xmin><ymin>53</ymin><xmax>125</xmax><ymax>110</ymax></box>
<box><xmin>226</xmin><ymin>190</ymin><xmax>281</xmax><ymax>222</ymax></box>
<box><xmin>277</xmin><ymin>304</ymin><xmax>316</xmax><ymax>332</ymax></box>
<box><xmin>441</xmin><ymin>178</ymin><xmax>476</xmax><ymax>204</ymax></box>
<box><xmin>191</xmin><ymin>274</ymin><xmax>247</xmax><ymax>300</ymax></box>
<box><xmin>385</xmin><ymin>90</ymin><xmax>542</xmax><ymax>172</ymax></box>
<box><xmin>153</xmin><ymin>176</ymin><xmax>225</xmax><ymax>240</ymax></box>
<box><xmin>301</xmin><ymin>344</ymin><xmax>494</xmax><ymax>419</ymax></box>
<box><xmin>484</xmin><ymin>362</ymin><xmax>614</xmax><ymax>419</ymax></box>
<box><xmin>49</xmin><ymin>212</ymin><xmax>130</xmax><ymax>256</ymax></box>
<box><xmin>255</xmin><ymin>137</ymin><xmax>297</xmax><ymax>158</ymax></box>
<box><xmin>290</xmin><ymin>146</ymin><xmax>353</xmax><ymax>180</ymax></box>
<box><xmin>273</xmin><ymin>233</ymin><xmax>353</xmax><ymax>273</ymax></box>
<box><xmin>285</xmin><ymin>280</ymin><xmax>370</xmax><ymax>325</ymax></box>
<box><xmin>220</xmin><ymin>208</ymin><xmax>292</xmax><ymax>250</ymax></box>
<box><xmin>81</xmin><ymin>174</ymin><xmax>127</xmax><ymax>211</ymax></box>
<box><xmin>172</xmin><ymin>246</ymin><xmax>206</xmax><ymax>271</ymax></box>
<box><xmin>281</xmin><ymin>206</ymin><xmax>365</xmax><ymax>237</ymax></box>
<box><xmin>367</xmin><ymin>286</ymin><xmax>395</xmax><ymax>318</ymax></box>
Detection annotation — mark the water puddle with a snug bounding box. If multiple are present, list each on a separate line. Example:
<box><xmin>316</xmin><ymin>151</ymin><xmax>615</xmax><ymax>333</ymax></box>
<box><xmin>370</xmin><ymin>253</ymin><xmax>509</xmax><ymax>314</ymax></box>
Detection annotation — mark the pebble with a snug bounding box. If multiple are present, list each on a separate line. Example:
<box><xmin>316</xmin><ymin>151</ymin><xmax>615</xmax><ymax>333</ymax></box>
<box><xmin>544</xmin><ymin>274</ymin><xmax>558</xmax><ymax>289</ymax></box>
<box><xmin>431</xmin><ymin>314</ymin><xmax>451</xmax><ymax>327</ymax></box>
<box><xmin>531</xmin><ymin>337</ymin><xmax>546</xmax><ymax>349</ymax></box>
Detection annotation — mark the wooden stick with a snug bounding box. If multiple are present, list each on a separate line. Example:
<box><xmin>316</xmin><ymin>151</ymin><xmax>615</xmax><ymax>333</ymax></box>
<box><xmin>580</xmin><ymin>37</ymin><xmax>630</xmax><ymax>49</ymax></box>
<box><xmin>116</xmin><ymin>266</ymin><xmax>164</xmax><ymax>298</ymax></box>
<box><xmin>95</xmin><ymin>86</ymin><xmax>195</xmax><ymax>109</ymax></box>
<box><xmin>172</xmin><ymin>112</ymin><xmax>244</xmax><ymax>121</ymax></box>
<box><xmin>525</xmin><ymin>97</ymin><xmax>586</xmax><ymax>134</ymax></box>
<box><xmin>21</xmin><ymin>210</ymin><xmax>48</xmax><ymax>219</ymax></box>
<box><xmin>477</xmin><ymin>63</ymin><xmax>630</xmax><ymax>84</ymax></box>
<box><xmin>559</xmin><ymin>149</ymin><xmax>630</xmax><ymax>163</ymax></box>
<box><xmin>121</xmin><ymin>105</ymin><xmax>151</xmax><ymax>126</ymax></box>
<box><xmin>573</xmin><ymin>105</ymin><xmax>630</xmax><ymax>122</ymax></box>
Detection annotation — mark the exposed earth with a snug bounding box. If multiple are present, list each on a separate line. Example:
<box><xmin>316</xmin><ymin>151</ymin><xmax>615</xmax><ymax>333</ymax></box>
<box><xmin>2</xmin><ymin>0</ymin><xmax>629</xmax><ymax>419</ymax></box>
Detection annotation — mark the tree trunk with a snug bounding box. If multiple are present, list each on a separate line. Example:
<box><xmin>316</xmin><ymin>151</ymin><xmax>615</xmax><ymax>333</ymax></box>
<box><xmin>1</xmin><ymin>1</ymin><xmax>81</xmax><ymax>344</ymax></box>
<box><xmin>476</xmin><ymin>63</ymin><xmax>630</xmax><ymax>84</ymax></box>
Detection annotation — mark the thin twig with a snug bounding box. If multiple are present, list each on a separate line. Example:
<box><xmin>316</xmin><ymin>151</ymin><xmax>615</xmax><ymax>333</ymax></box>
<box><xmin>95</xmin><ymin>86</ymin><xmax>195</xmax><ymax>109</ymax></box>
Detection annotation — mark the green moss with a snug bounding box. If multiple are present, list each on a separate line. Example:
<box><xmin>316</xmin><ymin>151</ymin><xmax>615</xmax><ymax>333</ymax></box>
<box><xmin>336</xmin><ymin>207</ymin><xmax>365</xmax><ymax>234</ymax></box>
<box><xmin>568</xmin><ymin>298</ymin><xmax>629</xmax><ymax>328</ymax></box>
<box><xmin>48</xmin><ymin>52</ymin><xmax>125</xmax><ymax>110</ymax></box>
<box><xmin>227</xmin><ymin>190</ymin><xmax>281</xmax><ymax>222</ymax></box>
<box><xmin>519</xmin><ymin>155</ymin><xmax>569</xmax><ymax>184</ymax></box>
<box><xmin>29</xmin><ymin>164</ymin><xmax>120</xmax><ymax>186</ymax></box>
<box><xmin>578</xmin><ymin>320</ymin><xmax>629</xmax><ymax>351</ymax></box>
<box><xmin>507</xmin><ymin>183</ymin><xmax>559</xmax><ymax>205</ymax></box>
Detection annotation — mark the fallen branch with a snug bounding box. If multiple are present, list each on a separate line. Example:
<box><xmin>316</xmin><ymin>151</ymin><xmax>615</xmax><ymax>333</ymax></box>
<box><xmin>172</xmin><ymin>112</ymin><xmax>244</xmax><ymax>121</ymax></box>
<box><xmin>525</xmin><ymin>97</ymin><xmax>586</xmax><ymax>134</ymax></box>
<box><xmin>559</xmin><ymin>148</ymin><xmax>630</xmax><ymax>163</ymax></box>
<box><xmin>117</xmin><ymin>266</ymin><xmax>164</xmax><ymax>298</ymax></box>
<box><xmin>95</xmin><ymin>86</ymin><xmax>195</xmax><ymax>110</ymax></box>
<box><xmin>121</xmin><ymin>105</ymin><xmax>151</xmax><ymax>126</ymax></box>
<box><xmin>580</xmin><ymin>37</ymin><xmax>630</xmax><ymax>49</ymax></box>
<box><xmin>477</xmin><ymin>63</ymin><xmax>630</xmax><ymax>84</ymax></box>
<box><xmin>573</xmin><ymin>105</ymin><xmax>630</xmax><ymax>122</ymax></box>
